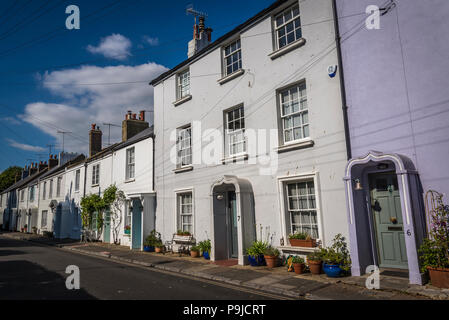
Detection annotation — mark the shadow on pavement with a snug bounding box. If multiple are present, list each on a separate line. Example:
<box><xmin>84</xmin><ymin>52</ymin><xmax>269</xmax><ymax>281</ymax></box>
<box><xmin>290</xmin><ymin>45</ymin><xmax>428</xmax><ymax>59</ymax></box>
<box><xmin>0</xmin><ymin>250</ymin><xmax>26</xmax><ymax>257</ymax></box>
<box><xmin>0</xmin><ymin>260</ymin><xmax>96</xmax><ymax>300</ymax></box>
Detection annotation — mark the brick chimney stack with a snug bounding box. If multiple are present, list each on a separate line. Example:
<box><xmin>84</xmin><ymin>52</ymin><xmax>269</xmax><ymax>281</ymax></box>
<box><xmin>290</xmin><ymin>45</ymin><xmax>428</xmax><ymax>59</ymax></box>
<box><xmin>29</xmin><ymin>163</ymin><xmax>38</xmax><ymax>176</ymax></box>
<box><xmin>89</xmin><ymin>124</ymin><xmax>102</xmax><ymax>157</ymax></box>
<box><xmin>38</xmin><ymin>161</ymin><xmax>47</xmax><ymax>172</ymax></box>
<box><xmin>122</xmin><ymin>110</ymin><xmax>149</xmax><ymax>141</ymax></box>
<box><xmin>22</xmin><ymin>165</ymin><xmax>29</xmax><ymax>179</ymax></box>
<box><xmin>48</xmin><ymin>155</ymin><xmax>58</xmax><ymax>169</ymax></box>
<box><xmin>188</xmin><ymin>16</ymin><xmax>213</xmax><ymax>58</ymax></box>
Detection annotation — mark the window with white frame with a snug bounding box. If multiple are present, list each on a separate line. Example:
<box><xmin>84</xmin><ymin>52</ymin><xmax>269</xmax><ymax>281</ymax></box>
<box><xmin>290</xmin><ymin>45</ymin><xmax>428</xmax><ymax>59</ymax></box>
<box><xmin>280</xmin><ymin>82</ymin><xmax>309</xmax><ymax>144</ymax></box>
<box><xmin>177</xmin><ymin>126</ymin><xmax>192</xmax><ymax>167</ymax></box>
<box><xmin>20</xmin><ymin>190</ymin><xmax>25</xmax><ymax>202</ymax></box>
<box><xmin>42</xmin><ymin>182</ymin><xmax>47</xmax><ymax>200</ymax></box>
<box><xmin>286</xmin><ymin>180</ymin><xmax>318</xmax><ymax>239</ymax></box>
<box><xmin>75</xmin><ymin>170</ymin><xmax>80</xmax><ymax>191</ymax></box>
<box><xmin>56</xmin><ymin>176</ymin><xmax>62</xmax><ymax>197</ymax></box>
<box><xmin>29</xmin><ymin>186</ymin><xmax>35</xmax><ymax>202</ymax></box>
<box><xmin>177</xmin><ymin>69</ymin><xmax>190</xmax><ymax>100</ymax></box>
<box><xmin>126</xmin><ymin>147</ymin><xmax>135</xmax><ymax>180</ymax></box>
<box><xmin>41</xmin><ymin>210</ymin><xmax>48</xmax><ymax>228</ymax></box>
<box><xmin>124</xmin><ymin>201</ymin><xmax>132</xmax><ymax>232</ymax></box>
<box><xmin>223</xmin><ymin>39</ymin><xmax>242</xmax><ymax>76</ymax></box>
<box><xmin>177</xmin><ymin>192</ymin><xmax>193</xmax><ymax>233</ymax></box>
<box><xmin>49</xmin><ymin>180</ymin><xmax>54</xmax><ymax>198</ymax></box>
<box><xmin>274</xmin><ymin>4</ymin><xmax>301</xmax><ymax>50</ymax></box>
<box><xmin>92</xmin><ymin>164</ymin><xmax>100</xmax><ymax>186</ymax></box>
<box><xmin>225</xmin><ymin>106</ymin><xmax>246</xmax><ymax>156</ymax></box>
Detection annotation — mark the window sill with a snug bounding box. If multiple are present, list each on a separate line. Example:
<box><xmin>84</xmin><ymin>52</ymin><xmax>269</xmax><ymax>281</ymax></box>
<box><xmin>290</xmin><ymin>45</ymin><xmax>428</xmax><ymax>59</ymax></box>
<box><xmin>173</xmin><ymin>94</ymin><xmax>192</xmax><ymax>106</ymax></box>
<box><xmin>125</xmin><ymin>179</ymin><xmax>135</xmax><ymax>184</ymax></box>
<box><xmin>277</xmin><ymin>245</ymin><xmax>320</xmax><ymax>253</ymax></box>
<box><xmin>91</xmin><ymin>184</ymin><xmax>99</xmax><ymax>188</ymax></box>
<box><xmin>276</xmin><ymin>139</ymin><xmax>314</xmax><ymax>153</ymax></box>
<box><xmin>221</xmin><ymin>153</ymin><xmax>248</xmax><ymax>164</ymax></box>
<box><xmin>173</xmin><ymin>165</ymin><xmax>193</xmax><ymax>174</ymax></box>
<box><xmin>217</xmin><ymin>69</ymin><xmax>245</xmax><ymax>85</ymax></box>
<box><xmin>268</xmin><ymin>38</ymin><xmax>306</xmax><ymax>60</ymax></box>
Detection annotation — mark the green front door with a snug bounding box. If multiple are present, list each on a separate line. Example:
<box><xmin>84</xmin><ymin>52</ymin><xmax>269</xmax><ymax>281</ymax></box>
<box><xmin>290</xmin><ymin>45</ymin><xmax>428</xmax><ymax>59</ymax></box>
<box><xmin>104</xmin><ymin>210</ymin><xmax>111</xmax><ymax>243</ymax></box>
<box><xmin>370</xmin><ymin>172</ymin><xmax>408</xmax><ymax>269</ymax></box>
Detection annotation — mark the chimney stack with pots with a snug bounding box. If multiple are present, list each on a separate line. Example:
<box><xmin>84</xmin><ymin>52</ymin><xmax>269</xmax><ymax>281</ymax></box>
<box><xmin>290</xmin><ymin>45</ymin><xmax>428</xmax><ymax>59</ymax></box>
<box><xmin>48</xmin><ymin>154</ymin><xmax>58</xmax><ymax>169</ymax></box>
<box><xmin>29</xmin><ymin>163</ymin><xmax>38</xmax><ymax>176</ymax></box>
<box><xmin>38</xmin><ymin>161</ymin><xmax>47</xmax><ymax>172</ymax></box>
<box><xmin>122</xmin><ymin>110</ymin><xmax>149</xmax><ymax>141</ymax></box>
<box><xmin>89</xmin><ymin>124</ymin><xmax>102</xmax><ymax>157</ymax></box>
<box><xmin>22</xmin><ymin>165</ymin><xmax>29</xmax><ymax>179</ymax></box>
<box><xmin>188</xmin><ymin>15</ymin><xmax>213</xmax><ymax>58</ymax></box>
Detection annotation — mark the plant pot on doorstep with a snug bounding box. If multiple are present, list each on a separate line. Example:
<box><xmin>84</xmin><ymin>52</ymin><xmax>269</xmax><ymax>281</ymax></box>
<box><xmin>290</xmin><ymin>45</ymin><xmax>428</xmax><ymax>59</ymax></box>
<box><xmin>190</xmin><ymin>250</ymin><xmax>200</xmax><ymax>258</ymax></box>
<box><xmin>323</xmin><ymin>263</ymin><xmax>343</xmax><ymax>278</ymax></box>
<box><xmin>248</xmin><ymin>255</ymin><xmax>266</xmax><ymax>266</ymax></box>
<box><xmin>203</xmin><ymin>251</ymin><xmax>210</xmax><ymax>260</ymax></box>
<box><xmin>293</xmin><ymin>263</ymin><xmax>305</xmax><ymax>274</ymax></box>
<box><xmin>155</xmin><ymin>246</ymin><xmax>164</xmax><ymax>253</ymax></box>
<box><xmin>143</xmin><ymin>245</ymin><xmax>155</xmax><ymax>252</ymax></box>
<box><xmin>264</xmin><ymin>255</ymin><xmax>278</xmax><ymax>268</ymax></box>
<box><xmin>427</xmin><ymin>267</ymin><xmax>449</xmax><ymax>288</ymax></box>
<box><xmin>308</xmin><ymin>260</ymin><xmax>322</xmax><ymax>275</ymax></box>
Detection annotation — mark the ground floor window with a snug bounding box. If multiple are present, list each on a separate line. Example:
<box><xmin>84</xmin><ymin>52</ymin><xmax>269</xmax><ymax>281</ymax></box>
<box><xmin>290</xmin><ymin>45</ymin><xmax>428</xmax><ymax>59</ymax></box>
<box><xmin>124</xmin><ymin>201</ymin><xmax>132</xmax><ymax>234</ymax></box>
<box><xmin>177</xmin><ymin>192</ymin><xmax>193</xmax><ymax>233</ymax></box>
<box><xmin>41</xmin><ymin>210</ymin><xmax>48</xmax><ymax>228</ymax></box>
<box><xmin>286</xmin><ymin>180</ymin><xmax>318</xmax><ymax>238</ymax></box>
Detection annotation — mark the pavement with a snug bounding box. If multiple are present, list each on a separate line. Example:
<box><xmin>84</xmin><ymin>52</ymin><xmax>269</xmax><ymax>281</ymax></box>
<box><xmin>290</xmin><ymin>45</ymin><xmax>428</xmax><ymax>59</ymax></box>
<box><xmin>3</xmin><ymin>231</ymin><xmax>447</xmax><ymax>300</ymax></box>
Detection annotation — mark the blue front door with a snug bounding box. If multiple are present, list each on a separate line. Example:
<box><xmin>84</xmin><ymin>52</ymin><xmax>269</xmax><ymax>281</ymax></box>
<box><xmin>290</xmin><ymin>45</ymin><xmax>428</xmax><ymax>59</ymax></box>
<box><xmin>131</xmin><ymin>199</ymin><xmax>142</xmax><ymax>249</ymax></box>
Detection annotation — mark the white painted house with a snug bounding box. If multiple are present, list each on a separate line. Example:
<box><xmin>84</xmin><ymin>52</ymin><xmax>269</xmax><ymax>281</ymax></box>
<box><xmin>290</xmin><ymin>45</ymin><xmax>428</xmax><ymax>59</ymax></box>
<box><xmin>150</xmin><ymin>0</ymin><xmax>349</xmax><ymax>265</ymax></box>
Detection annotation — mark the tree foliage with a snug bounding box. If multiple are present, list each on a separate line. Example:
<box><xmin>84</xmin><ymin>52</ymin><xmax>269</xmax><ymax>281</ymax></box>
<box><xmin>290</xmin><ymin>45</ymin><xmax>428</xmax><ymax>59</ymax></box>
<box><xmin>0</xmin><ymin>166</ymin><xmax>22</xmax><ymax>192</ymax></box>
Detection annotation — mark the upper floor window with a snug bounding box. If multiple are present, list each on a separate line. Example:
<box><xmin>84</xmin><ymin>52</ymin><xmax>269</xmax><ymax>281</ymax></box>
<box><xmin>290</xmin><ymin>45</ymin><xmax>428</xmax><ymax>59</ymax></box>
<box><xmin>279</xmin><ymin>82</ymin><xmax>309</xmax><ymax>144</ymax></box>
<box><xmin>92</xmin><ymin>164</ymin><xmax>100</xmax><ymax>186</ymax></box>
<box><xmin>20</xmin><ymin>190</ymin><xmax>25</xmax><ymax>202</ymax></box>
<box><xmin>29</xmin><ymin>186</ymin><xmax>35</xmax><ymax>202</ymax></box>
<box><xmin>56</xmin><ymin>177</ymin><xmax>62</xmax><ymax>197</ymax></box>
<box><xmin>177</xmin><ymin>69</ymin><xmax>190</xmax><ymax>100</ymax></box>
<box><xmin>42</xmin><ymin>182</ymin><xmax>47</xmax><ymax>200</ymax></box>
<box><xmin>126</xmin><ymin>147</ymin><xmax>135</xmax><ymax>180</ymax></box>
<box><xmin>177</xmin><ymin>126</ymin><xmax>192</xmax><ymax>168</ymax></box>
<box><xmin>225</xmin><ymin>106</ymin><xmax>246</xmax><ymax>156</ymax></box>
<box><xmin>274</xmin><ymin>4</ymin><xmax>301</xmax><ymax>50</ymax></box>
<box><xmin>75</xmin><ymin>170</ymin><xmax>80</xmax><ymax>191</ymax></box>
<box><xmin>223</xmin><ymin>39</ymin><xmax>242</xmax><ymax>76</ymax></box>
<box><xmin>41</xmin><ymin>210</ymin><xmax>48</xmax><ymax>228</ymax></box>
<box><xmin>49</xmin><ymin>180</ymin><xmax>53</xmax><ymax>198</ymax></box>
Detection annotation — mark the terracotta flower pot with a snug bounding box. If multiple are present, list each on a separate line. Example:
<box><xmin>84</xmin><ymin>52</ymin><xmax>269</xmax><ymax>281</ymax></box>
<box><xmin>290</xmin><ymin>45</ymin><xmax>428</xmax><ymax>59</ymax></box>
<box><xmin>155</xmin><ymin>246</ymin><xmax>163</xmax><ymax>253</ymax></box>
<box><xmin>265</xmin><ymin>255</ymin><xmax>278</xmax><ymax>268</ymax></box>
<box><xmin>190</xmin><ymin>250</ymin><xmax>200</xmax><ymax>258</ymax></box>
<box><xmin>293</xmin><ymin>263</ymin><xmax>305</xmax><ymax>274</ymax></box>
<box><xmin>308</xmin><ymin>259</ymin><xmax>322</xmax><ymax>275</ymax></box>
<box><xmin>289</xmin><ymin>239</ymin><xmax>317</xmax><ymax>248</ymax></box>
<box><xmin>428</xmin><ymin>266</ymin><xmax>449</xmax><ymax>288</ymax></box>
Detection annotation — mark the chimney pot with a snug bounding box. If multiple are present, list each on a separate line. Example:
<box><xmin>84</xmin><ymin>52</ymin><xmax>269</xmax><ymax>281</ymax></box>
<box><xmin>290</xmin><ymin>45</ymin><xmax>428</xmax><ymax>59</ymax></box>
<box><xmin>139</xmin><ymin>110</ymin><xmax>145</xmax><ymax>121</ymax></box>
<box><xmin>91</xmin><ymin>123</ymin><xmax>96</xmax><ymax>130</ymax></box>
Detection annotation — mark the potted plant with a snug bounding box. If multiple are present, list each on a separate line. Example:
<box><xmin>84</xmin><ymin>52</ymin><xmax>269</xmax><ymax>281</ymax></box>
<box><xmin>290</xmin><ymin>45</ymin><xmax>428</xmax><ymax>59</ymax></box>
<box><xmin>198</xmin><ymin>240</ymin><xmax>211</xmax><ymax>260</ymax></box>
<box><xmin>292</xmin><ymin>256</ymin><xmax>306</xmax><ymax>274</ymax></box>
<box><xmin>320</xmin><ymin>234</ymin><xmax>351</xmax><ymax>278</ymax></box>
<box><xmin>32</xmin><ymin>226</ymin><xmax>38</xmax><ymax>234</ymax></box>
<box><xmin>177</xmin><ymin>230</ymin><xmax>191</xmax><ymax>236</ymax></box>
<box><xmin>143</xmin><ymin>230</ymin><xmax>161</xmax><ymax>252</ymax></box>
<box><xmin>263</xmin><ymin>246</ymin><xmax>280</xmax><ymax>268</ymax></box>
<box><xmin>419</xmin><ymin>200</ymin><xmax>449</xmax><ymax>288</ymax></box>
<box><xmin>190</xmin><ymin>245</ymin><xmax>200</xmax><ymax>258</ymax></box>
<box><xmin>124</xmin><ymin>225</ymin><xmax>131</xmax><ymax>235</ymax></box>
<box><xmin>246</xmin><ymin>241</ymin><xmax>268</xmax><ymax>266</ymax></box>
<box><xmin>288</xmin><ymin>232</ymin><xmax>317</xmax><ymax>247</ymax></box>
<box><xmin>307</xmin><ymin>251</ymin><xmax>323</xmax><ymax>275</ymax></box>
<box><xmin>154</xmin><ymin>240</ymin><xmax>164</xmax><ymax>253</ymax></box>
<box><xmin>24</xmin><ymin>224</ymin><xmax>28</xmax><ymax>233</ymax></box>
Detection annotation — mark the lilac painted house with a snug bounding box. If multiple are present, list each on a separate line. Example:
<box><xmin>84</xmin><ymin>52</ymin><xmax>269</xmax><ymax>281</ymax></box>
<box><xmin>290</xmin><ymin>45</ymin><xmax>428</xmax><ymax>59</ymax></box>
<box><xmin>335</xmin><ymin>0</ymin><xmax>449</xmax><ymax>284</ymax></box>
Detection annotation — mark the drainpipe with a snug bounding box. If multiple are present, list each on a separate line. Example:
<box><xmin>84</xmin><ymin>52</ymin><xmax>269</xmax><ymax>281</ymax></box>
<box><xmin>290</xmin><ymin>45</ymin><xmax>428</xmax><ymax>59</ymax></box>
<box><xmin>332</xmin><ymin>0</ymin><xmax>352</xmax><ymax>160</ymax></box>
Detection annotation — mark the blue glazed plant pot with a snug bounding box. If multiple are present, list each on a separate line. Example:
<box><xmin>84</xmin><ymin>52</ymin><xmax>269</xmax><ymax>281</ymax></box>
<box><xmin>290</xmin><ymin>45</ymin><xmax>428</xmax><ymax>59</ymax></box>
<box><xmin>143</xmin><ymin>246</ymin><xmax>154</xmax><ymax>252</ymax></box>
<box><xmin>203</xmin><ymin>251</ymin><xmax>210</xmax><ymax>260</ymax></box>
<box><xmin>323</xmin><ymin>263</ymin><xmax>343</xmax><ymax>278</ymax></box>
<box><xmin>248</xmin><ymin>255</ymin><xmax>266</xmax><ymax>266</ymax></box>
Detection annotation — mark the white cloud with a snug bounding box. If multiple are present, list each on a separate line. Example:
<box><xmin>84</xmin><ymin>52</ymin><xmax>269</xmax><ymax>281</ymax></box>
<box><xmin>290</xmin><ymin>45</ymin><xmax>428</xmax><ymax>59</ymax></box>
<box><xmin>6</xmin><ymin>139</ymin><xmax>46</xmax><ymax>152</ymax></box>
<box><xmin>23</xmin><ymin>62</ymin><xmax>167</xmax><ymax>154</ymax></box>
<box><xmin>87</xmin><ymin>34</ymin><xmax>132</xmax><ymax>60</ymax></box>
<box><xmin>142</xmin><ymin>36</ymin><xmax>159</xmax><ymax>46</ymax></box>
<box><xmin>1</xmin><ymin>117</ymin><xmax>21</xmax><ymax>125</ymax></box>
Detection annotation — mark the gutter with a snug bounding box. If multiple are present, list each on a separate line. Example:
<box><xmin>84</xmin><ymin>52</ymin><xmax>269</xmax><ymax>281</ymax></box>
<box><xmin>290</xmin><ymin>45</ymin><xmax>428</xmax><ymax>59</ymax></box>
<box><xmin>332</xmin><ymin>0</ymin><xmax>352</xmax><ymax>160</ymax></box>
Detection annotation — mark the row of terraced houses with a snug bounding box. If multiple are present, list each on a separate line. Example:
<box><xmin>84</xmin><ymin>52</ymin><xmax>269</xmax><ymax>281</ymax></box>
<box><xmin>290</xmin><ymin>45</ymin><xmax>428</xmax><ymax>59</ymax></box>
<box><xmin>1</xmin><ymin>0</ymin><xmax>448</xmax><ymax>286</ymax></box>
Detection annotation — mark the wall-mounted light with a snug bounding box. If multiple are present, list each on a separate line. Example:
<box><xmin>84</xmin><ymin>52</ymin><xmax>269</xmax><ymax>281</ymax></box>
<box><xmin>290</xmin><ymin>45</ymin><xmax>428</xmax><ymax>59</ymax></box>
<box><xmin>354</xmin><ymin>179</ymin><xmax>363</xmax><ymax>191</ymax></box>
<box><xmin>216</xmin><ymin>194</ymin><xmax>224</xmax><ymax>200</ymax></box>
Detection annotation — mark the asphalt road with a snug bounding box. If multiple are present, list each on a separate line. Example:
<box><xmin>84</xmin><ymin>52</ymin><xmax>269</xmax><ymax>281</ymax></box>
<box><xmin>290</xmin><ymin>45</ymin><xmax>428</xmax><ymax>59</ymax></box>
<box><xmin>0</xmin><ymin>236</ymin><xmax>280</xmax><ymax>300</ymax></box>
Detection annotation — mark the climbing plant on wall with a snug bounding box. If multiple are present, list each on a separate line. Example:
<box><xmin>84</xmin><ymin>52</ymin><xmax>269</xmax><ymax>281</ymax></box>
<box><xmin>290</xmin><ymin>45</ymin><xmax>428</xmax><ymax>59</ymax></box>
<box><xmin>103</xmin><ymin>184</ymin><xmax>126</xmax><ymax>245</ymax></box>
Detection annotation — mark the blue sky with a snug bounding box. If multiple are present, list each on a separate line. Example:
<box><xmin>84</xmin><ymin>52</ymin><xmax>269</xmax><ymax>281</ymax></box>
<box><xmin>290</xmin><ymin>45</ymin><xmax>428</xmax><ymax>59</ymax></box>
<box><xmin>0</xmin><ymin>0</ymin><xmax>274</xmax><ymax>172</ymax></box>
